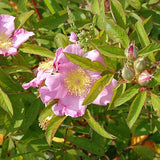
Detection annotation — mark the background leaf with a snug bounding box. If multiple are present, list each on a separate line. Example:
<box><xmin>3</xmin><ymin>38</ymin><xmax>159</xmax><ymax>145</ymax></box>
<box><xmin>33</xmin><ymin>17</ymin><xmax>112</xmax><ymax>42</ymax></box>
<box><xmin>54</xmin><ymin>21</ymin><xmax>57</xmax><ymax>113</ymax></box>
<box><xmin>15</xmin><ymin>10</ymin><xmax>35</xmax><ymax>29</ymax></box>
<box><xmin>20</xmin><ymin>44</ymin><xmax>55</xmax><ymax>58</ymax></box>
<box><xmin>0</xmin><ymin>88</ymin><xmax>13</xmax><ymax>117</ymax></box>
<box><xmin>151</xmin><ymin>93</ymin><xmax>160</xmax><ymax>116</ymax></box>
<box><xmin>127</xmin><ymin>91</ymin><xmax>147</xmax><ymax>128</ymax></box>
<box><xmin>138</xmin><ymin>43</ymin><xmax>160</xmax><ymax>56</ymax></box>
<box><xmin>110</xmin><ymin>0</ymin><xmax>126</xmax><ymax>29</ymax></box>
<box><xmin>3</xmin><ymin>65</ymin><xmax>31</xmax><ymax>74</ymax></box>
<box><xmin>35</xmin><ymin>12</ymin><xmax>68</xmax><ymax>30</ymax></box>
<box><xmin>105</xmin><ymin>20</ymin><xmax>129</xmax><ymax>48</ymax></box>
<box><xmin>84</xmin><ymin>109</ymin><xmax>116</xmax><ymax>139</ymax></box>
<box><xmin>43</xmin><ymin>0</ymin><xmax>55</xmax><ymax>14</ymax></box>
<box><xmin>127</xmin><ymin>0</ymin><xmax>141</xmax><ymax>10</ymax></box>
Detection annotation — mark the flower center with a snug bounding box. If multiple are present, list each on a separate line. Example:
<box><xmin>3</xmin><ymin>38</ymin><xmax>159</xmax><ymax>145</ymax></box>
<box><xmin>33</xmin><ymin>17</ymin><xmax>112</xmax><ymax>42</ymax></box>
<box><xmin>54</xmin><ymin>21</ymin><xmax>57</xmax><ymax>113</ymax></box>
<box><xmin>0</xmin><ymin>32</ymin><xmax>12</xmax><ymax>50</ymax></box>
<box><xmin>64</xmin><ymin>68</ymin><xmax>92</xmax><ymax>96</ymax></box>
<box><xmin>39</xmin><ymin>59</ymin><xmax>53</xmax><ymax>70</ymax></box>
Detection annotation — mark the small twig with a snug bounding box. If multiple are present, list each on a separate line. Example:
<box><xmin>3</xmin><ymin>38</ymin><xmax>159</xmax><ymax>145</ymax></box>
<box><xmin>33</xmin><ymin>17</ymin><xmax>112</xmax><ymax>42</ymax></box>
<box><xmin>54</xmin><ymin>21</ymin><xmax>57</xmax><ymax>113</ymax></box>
<box><xmin>148</xmin><ymin>61</ymin><xmax>160</xmax><ymax>73</ymax></box>
<box><xmin>144</xmin><ymin>101</ymin><xmax>151</xmax><ymax>119</ymax></box>
<box><xmin>62</xmin><ymin>127</ymin><xmax>69</xmax><ymax>152</ymax></box>
<box><xmin>113</xmin><ymin>146</ymin><xmax>133</xmax><ymax>160</ymax></box>
<box><xmin>31</xmin><ymin>64</ymin><xmax>39</xmax><ymax>71</ymax></box>
<box><xmin>31</xmin><ymin>0</ymin><xmax>41</xmax><ymax>20</ymax></box>
<box><xmin>105</xmin><ymin>67</ymin><xmax>119</xmax><ymax>74</ymax></box>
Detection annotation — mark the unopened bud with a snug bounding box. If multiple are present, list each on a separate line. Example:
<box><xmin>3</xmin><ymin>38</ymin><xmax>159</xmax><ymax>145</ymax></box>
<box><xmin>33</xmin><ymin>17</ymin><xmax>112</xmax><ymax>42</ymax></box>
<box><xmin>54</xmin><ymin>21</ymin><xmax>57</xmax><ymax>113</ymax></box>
<box><xmin>69</xmin><ymin>32</ymin><xmax>77</xmax><ymax>43</ymax></box>
<box><xmin>125</xmin><ymin>44</ymin><xmax>138</xmax><ymax>60</ymax></box>
<box><xmin>134</xmin><ymin>57</ymin><xmax>146</xmax><ymax>74</ymax></box>
<box><xmin>122</xmin><ymin>65</ymin><xmax>135</xmax><ymax>82</ymax></box>
<box><xmin>138</xmin><ymin>71</ymin><xmax>152</xmax><ymax>86</ymax></box>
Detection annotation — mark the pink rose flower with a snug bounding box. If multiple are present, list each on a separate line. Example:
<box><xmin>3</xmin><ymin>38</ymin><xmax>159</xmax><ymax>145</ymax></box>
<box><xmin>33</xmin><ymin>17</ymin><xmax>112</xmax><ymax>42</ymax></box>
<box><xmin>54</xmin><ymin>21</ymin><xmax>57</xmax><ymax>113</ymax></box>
<box><xmin>39</xmin><ymin>44</ymin><xmax>117</xmax><ymax>117</ymax></box>
<box><xmin>0</xmin><ymin>14</ymin><xmax>34</xmax><ymax>56</ymax></box>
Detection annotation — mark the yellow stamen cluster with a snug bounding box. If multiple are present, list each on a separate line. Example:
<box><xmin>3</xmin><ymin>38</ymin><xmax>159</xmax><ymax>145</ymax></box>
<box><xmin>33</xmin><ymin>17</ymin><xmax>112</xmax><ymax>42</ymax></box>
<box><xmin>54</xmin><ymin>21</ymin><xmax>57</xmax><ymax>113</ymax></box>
<box><xmin>0</xmin><ymin>31</ymin><xmax>12</xmax><ymax>50</ymax></box>
<box><xmin>65</xmin><ymin>68</ymin><xmax>92</xmax><ymax>96</ymax></box>
<box><xmin>39</xmin><ymin>59</ymin><xmax>53</xmax><ymax>70</ymax></box>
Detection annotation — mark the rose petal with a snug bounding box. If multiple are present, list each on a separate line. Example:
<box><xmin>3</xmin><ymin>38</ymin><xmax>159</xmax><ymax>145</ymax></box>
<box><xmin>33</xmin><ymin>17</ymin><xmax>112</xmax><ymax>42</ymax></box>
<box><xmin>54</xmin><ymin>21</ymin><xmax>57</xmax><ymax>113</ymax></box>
<box><xmin>93</xmin><ymin>78</ymin><xmax>117</xmax><ymax>105</ymax></box>
<box><xmin>52</xmin><ymin>94</ymin><xmax>87</xmax><ymax>117</ymax></box>
<box><xmin>53</xmin><ymin>48</ymin><xmax>68</xmax><ymax>71</ymax></box>
<box><xmin>39</xmin><ymin>87</ymin><xmax>58</xmax><ymax>103</ymax></box>
<box><xmin>22</xmin><ymin>69</ymin><xmax>52</xmax><ymax>89</ymax></box>
<box><xmin>63</xmin><ymin>44</ymin><xmax>83</xmax><ymax>56</ymax></box>
<box><xmin>45</xmin><ymin>73</ymin><xmax>65</xmax><ymax>91</ymax></box>
<box><xmin>0</xmin><ymin>47</ymin><xmax>17</xmax><ymax>56</ymax></box>
<box><xmin>83</xmin><ymin>49</ymin><xmax>105</xmax><ymax>65</ymax></box>
<box><xmin>0</xmin><ymin>14</ymin><xmax>15</xmax><ymax>36</ymax></box>
<box><xmin>12</xmin><ymin>29</ymin><xmax>34</xmax><ymax>48</ymax></box>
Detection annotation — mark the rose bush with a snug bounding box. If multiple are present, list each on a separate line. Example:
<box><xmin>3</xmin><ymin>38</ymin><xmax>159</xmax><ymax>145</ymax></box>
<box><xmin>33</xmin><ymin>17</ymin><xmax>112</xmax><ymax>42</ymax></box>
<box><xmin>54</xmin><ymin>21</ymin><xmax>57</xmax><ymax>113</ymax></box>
<box><xmin>0</xmin><ymin>0</ymin><xmax>160</xmax><ymax>160</ymax></box>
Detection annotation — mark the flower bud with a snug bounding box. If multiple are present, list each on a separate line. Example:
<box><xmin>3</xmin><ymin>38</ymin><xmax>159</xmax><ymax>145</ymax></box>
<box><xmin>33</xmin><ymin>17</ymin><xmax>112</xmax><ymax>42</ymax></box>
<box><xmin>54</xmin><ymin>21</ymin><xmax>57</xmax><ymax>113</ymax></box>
<box><xmin>125</xmin><ymin>43</ymin><xmax>138</xmax><ymax>60</ymax></box>
<box><xmin>134</xmin><ymin>57</ymin><xmax>146</xmax><ymax>74</ymax></box>
<box><xmin>122</xmin><ymin>65</ymin><xmax>135</xmax><ymax>82</ymax></box>
<box><xmin>138</xmin><ymin>71</ymin><xmax>152</xmax><ymax>86</ymax></box>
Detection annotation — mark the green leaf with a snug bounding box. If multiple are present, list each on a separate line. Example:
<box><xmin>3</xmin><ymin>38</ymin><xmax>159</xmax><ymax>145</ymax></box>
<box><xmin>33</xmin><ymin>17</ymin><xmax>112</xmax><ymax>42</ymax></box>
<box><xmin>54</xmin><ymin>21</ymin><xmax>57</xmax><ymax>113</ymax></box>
<box><xmin>15</xmin><ymin>10</ymin><xmax>35</xmax><ymax>29</ymax></box>
<box><xmin>3</xmin><ymin>65</ymin><xmax>31</xmax><ymax>74</ymax></box>
<box><xmin>21</xmin><ymin>99</ymin><xmax>42</xmax><ymax>131</ymax></box>
<box><xmin>0</xmin><ymin>88</ymin><xmax>13</xmax><ymax>117</ymax></box>
<box><xmin>66</xmin><ymin>149</ymin><xmax>89</xmax><ymax>160</ymax></box>
<box><xmin>114</xmin><ymin>85</ymin><xmax>140</xmax><ymax>107</ymax></box>
<box><xmin>130</xmin><ymin>16</ymin><xmax>153</xmax><ymax>41</ymax></box>
<box><xmin>143</xmin><ymin>16</ymin><xmax>153</xmax><ymax>35</ymax></box>
<box><xmin>83</xmin><ymin>74</ymin><xmax>114</xmax><ymax>105</ymax></box>
<box><xmin>127</xmin><ymin>0</ymin><xmax>141</xmax><ymax>10</ymax></box>
<box><xmin>133</xmin><ymin>145</ymin><xmax>155</xmax><ymax>160</ymax></box>
<box><xmin>96</xmin><ymin>0</ymin><xmax>105</xmax><ymax>29</ymax></box>
<box><xmin>105</xmin><ymin>20</ymin><xmax>129</xmax><ymax>48</ymax></box>
<box><xmin>54</xmin><ymin>33</ymin><xmax>70</xmax><ymax>48</ymax></box>
<box><xmin>103</xmin><ymin>56</ymin><xmax>117</xmax><ymax>71</ymax></box>
<box><xmin>135</xmin><ymin>21</ymin><xmax>155</xmax><ymax>62</ymax></box>
<box><xmin>91</xmin><ymin>0</ymin><xmax>100</xmax><ymax>14</ymax></box>
<box><xmin>138</xmin><ymin>43</ymin><xmax>160</xmax><ymax>56</ymax></box>
<box><xmin>35</xmin><ymin>12</ymin><xmax>68</xmax><ymax>30</ymax></box>
<box><xmin>148</xmin><ymin>0</ymin><xmax>159</xmax><ymax>4</ymax></box>
<box><xmin>135</xmin><ymin>21</ymin><xmax>150</xmax><ymax>48</ymax></box>
<box><xmin>0</xmin><ymin>68</ymin><xmax>22</xmax><ymax>92</ymax></box>
<box><xmin>64</xmin><ymin>53</ymin><xmax>106</xmax><ymax>72</ymax></box>
<box><xmin>68</xmin><ymin>136</ymin><xmax>105</xmax><ymax>156</ymax></box>
<box><xmin>154</xmin><ymin>72</ymin><xmax>160</xmax><ymax>82</ymax></box>
<box><xmin>39</xmin><ymin>100</ymin><xmax>58</xmax><ymax>124</ymax></box>
<box><xmin>46</xmin><ymin>115</ymin><xmax>66</xmax><ymax>145</ymax></box>
<box><xmin>95</xmin><ymin>45</ymin><xmax>126</xmax><ymax>58</ymax></box>
<box><xmin>84</xmin><ymin>109</ymin><xmax>116</xmax><ymax>139</ymax></box>
<box><xmin>151</xmin><ymin>94</ymin><xmax>160</xmax><ymax>116</ymax></box>
<box><xmin>110</xmin><ymin>0</ymin><xmax>126</xmax><ymax>29</ymax></box>
<box><xmin>1</xmin><ymin>137</ymin><xmax>9</xmax><ymax>159</ymax></box>
<box><xmin>19</xmin><ymin>43</ymin><xmax>55</xmax><ymax>58</ymax></box>
<box><xmin>127</xmin><ymin>91</ymin><xmax>147</xmax><ymax>128</ymax></box>
<box><xmin>108</xmin><ymin>83</ymin><xmax>126</xmax><ymax>110</ymax></box>
<box><xmin>44</xmin><ymin>0</ymin><xmax>55</xmax><ymax>14</ymax></box>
